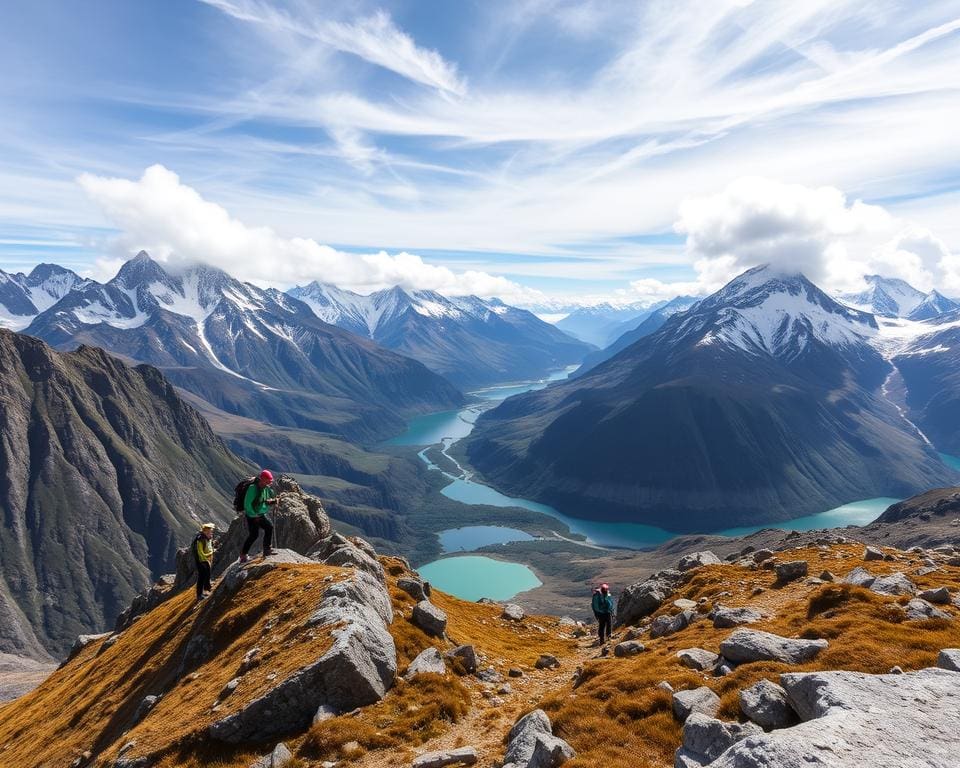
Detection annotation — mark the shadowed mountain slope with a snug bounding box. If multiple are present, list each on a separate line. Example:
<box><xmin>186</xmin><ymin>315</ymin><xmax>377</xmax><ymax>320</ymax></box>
<box><xmin>463</xmin><ymin>266</ymin><xmax>956</xmax><ymax>532</ymax></box>
<box><xmin>0</xmin><ymin>329</ymin><xmax>248</xmax><ymax>657</ymax></box>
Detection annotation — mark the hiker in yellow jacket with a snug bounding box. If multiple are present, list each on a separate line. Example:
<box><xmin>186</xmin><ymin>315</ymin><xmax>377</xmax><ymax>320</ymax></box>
<box><xmin>194</xmin><ymin>523</ymin><xmax>215</xmax><ymax>601</ymax></box>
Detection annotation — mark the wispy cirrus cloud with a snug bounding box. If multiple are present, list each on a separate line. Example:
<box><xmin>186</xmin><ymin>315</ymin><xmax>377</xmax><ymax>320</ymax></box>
<box><xmin>1</xmin><ymin>0</ymin><xmax>959</xmax><ymax>304</ymax></box>
<box><xmin>200</xmin><ymin>0</ymin><xmax>467</xmax><ymax>95</ymax></box>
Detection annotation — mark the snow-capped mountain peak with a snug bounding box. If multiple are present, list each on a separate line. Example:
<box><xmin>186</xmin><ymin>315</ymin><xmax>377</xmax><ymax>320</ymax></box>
<box><xmin>839</xmin><ymin>274</ymin><xmax>928</xmax><ymax>318</ymax></box>
<box><xmin>690</xmin><ymin>265</ymin><xmax>877</xmax><ymax>359</ymax></box>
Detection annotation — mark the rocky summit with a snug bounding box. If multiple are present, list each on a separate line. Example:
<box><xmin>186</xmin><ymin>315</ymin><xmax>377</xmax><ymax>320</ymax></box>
<box><xmin>2</xmin><ymin>535</ymin><xmax>960</xmax><ymax>768</ymax></box>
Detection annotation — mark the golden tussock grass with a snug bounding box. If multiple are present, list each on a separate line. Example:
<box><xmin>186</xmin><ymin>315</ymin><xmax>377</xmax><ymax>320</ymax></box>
<box><xmin>302</xmin><ymin>673</ymin><xmax>471</xmax><ymax>761</ymax></box>
<box><xmin>0</xmin><ymin>563</ymin><xmax>345</xmax><ymax>768</ymax></box>
<box><xmin>538</xmin><ymin>544</ymin><xmax>960</xmax><ymax>768</ymax></box>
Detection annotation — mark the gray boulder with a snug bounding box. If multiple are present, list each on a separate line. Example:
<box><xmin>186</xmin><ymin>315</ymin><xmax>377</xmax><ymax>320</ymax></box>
<box><xmin>719</xmin><ymin>629</ymin><xmax>827</xmax><ymax>665</ymax></box>
<box><xmin>712</xmin><ymin>606</ymin><xmax>762</xmax><ymax>629</ymax></box>
<box><xmin>864</xmin><ymin>546</ymin><xmax>885</xmax><ymax>561</ymax></box>
<box><xmin>753</xmin><ymin>549</ymin><xmax>774</xmax><ymax>563</ymax></box>
<box><xmin>250</xmin><ymin>743</ymin><xmax>293</xmax><ymax>768</ymax></box>
<box><xmin>937</xmin><ymin>649</ymin><xmax>960</xmax><ymax>671</ymax></box>
<box><xmin>405</xmin><ymin>647</ymin><xmax>447</xmax><ymax>679</ymax></box>
<box><xmin>412</xmin><ymin>601</ymin><xmax>448</xmax><ymax>637</ymax></box>
<box><xmin>774</xmin><ymin>561</ymin><xmax>808</xmax><ymax>584</ymax></box>
<box><xmin>535</xmin><ymin>654</ymin><xmax>560</xmax><ymax>670</ymax></box>
<box><xmin>842</xmin><ymin>567</ymin><xmax>876</xmax><ymax>588</ymax></box>
<box><xmin>677</xmin><ymin>648</ymin><xmax>720</xmax><ymax>671</ymax></box>
<box><xmin>209</xmin><ymin>567</ymin><xmax>396</xmax><ymax>743</ymax></box>
<box><xmin>679</xmin><ymin>552</ymin><xmax>722</xmax><ymax>572</ymax></box>
<box><xmin>672</xmin><ymin>687</ymin><xmax>721</xmax><ymax>721</ymax></box>
<box><xmin>616</xmin><ymin>570</ymin><xmax>684</xmax><ymax>626</ymax></box>
<box><xmin>708</xmin><ymin>668</ymin><xmax>960</xmax><ymax>767</ymax></box>
<box><xmin>445</xmin><ymin>644</ymin><xmax>478</xmax><ymax>674</ymax></box>
<box><xmin>675</xmin><ymin>713</ymin><xmax>762</xmax><ymax>766</ymax></box>
<box><xmin>503</xmin><ymin>709</ymin><xmax>575</xmax><ymax>767</ymax></box>
<box><xmin>904</xmin><ymin>598</ymin><xmax>951</xmax><ymax>621</ymax></box>
<box><xmin>870</xmin><ymin>572</ymin><xmax>915</xmax><ymax>596</ymax></box>
<box><xmin>412</xmin><ymin>747</ymin><xmax>478</xmax><ymax>767</ymax></box>
<box><xmin>310</xmin><ymin>532</ymin><xmax>384</xmax><ymax>581</ymax></box>
<box><xmin>397</xmin><ymin>577</ymin><xmax>428</xmax><ymax>602</ymax></box>
<box><xmin>920</xmin><ymin>587</ymin><xmax>951</xmax><ymax>604</ymax></box>
<box><xmin>502</xmin><ymin>604</ymin><xmax>525</xmax><ymax>622</ymax></box>
<box><xmin>614</xmin><ymin>641</ymin><xmax>645</xmax><ymax>657</ymax></box>
<box><xmin>739</xmin><ymin>679</ymin><xmax>797</xmax><ymax>730</ymax></box>
<box><xmin>651</xmin><ymin>609</ymin><xmax>697</xmax><ymax>638</ymax></box>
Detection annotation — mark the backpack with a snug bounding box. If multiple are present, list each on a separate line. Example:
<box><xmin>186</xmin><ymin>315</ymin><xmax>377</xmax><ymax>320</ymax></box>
<box><xmin>192</xmin><ymin>533</ymin><xmax>205</xmax><ymax>565</ymax></box>
<box><xmin>233</xmin><ymin>476</ymin><xmax>258</xmax><ymax>513</ymax></box>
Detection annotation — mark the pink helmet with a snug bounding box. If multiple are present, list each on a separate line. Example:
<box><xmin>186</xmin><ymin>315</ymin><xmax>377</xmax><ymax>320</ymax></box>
<box><xmin>259</xmin><ymin>469</ymin><xmax>274</xmax><ymax>483</ymax></box>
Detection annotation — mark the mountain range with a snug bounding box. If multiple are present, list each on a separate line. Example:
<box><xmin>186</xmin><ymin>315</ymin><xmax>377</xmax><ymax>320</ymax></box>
<box><xmin>0</xmin><ymin>329</ymin><xmax>249</xmax><ymax>657</ymax></box>
<box><xmin>463</xmin><ymin>265</ymin><xmax>959</xmax><ymax>532</ymax></box>
<box><xmin>3</xmin><ymin>253</ymin><xmax>464</xmax><ymax>444</ymax></box>
<box><xmin>574</xmin><ymin>295</ymin><xmax>700</xmax><ymax>375</ymax></box>
<box><xmin>287</xmin><ymin>281</ymin><xmax>592</xmax><ymax>388</ymax></box>
<box><xmin>554</xmin><ymin>301</ymin><xmax>661</xmax><ymax>347</ymax></box>
<box><xmin>839</xmin><ymin>274</ymin><xmax>959</xmax><ymax>320</ymax></box>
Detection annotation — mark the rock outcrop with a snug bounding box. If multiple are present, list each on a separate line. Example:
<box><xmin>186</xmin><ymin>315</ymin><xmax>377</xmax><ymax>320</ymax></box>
<box><xmin>738</xmin><ymin>679</ymin><xmax>797</xmax><ymax>730</ymax></box>
<box><xmin>705</xmin><ymin>668</ymin><xmax>960</xmax><ymax>766</ymax></box>
<box><xmin>719</xmin><ymin>630</ymin><xmax>828</xmax><ymax>665</ymax></box>
<box><xmin>502</xmin><ymin>709</ymin><xmax>575</xmax><ymax>768</ymax></box>
<box><xmin>675</xmin><ymin>713</ymin><xmax>761</xmax><ymax>767</ymax></box>
<box><xmin>208</xmin><ymin>562</ymin><xmax>396</xmax><ymax>743</ymax></box>
<box><xmin>672</xmin><ymin>687</ymin><xmax>721</xmax><ymax>721</ymax></box>
<box><xmin>616</xmin><ymin>570</ymin><xmax>685</xmax><ymax>626</ymax></box>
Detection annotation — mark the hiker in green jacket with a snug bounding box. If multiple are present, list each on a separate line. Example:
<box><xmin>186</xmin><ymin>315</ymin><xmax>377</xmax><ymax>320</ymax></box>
<box><xmin>592</xmin><ymin>583</ymin><xmax>615</xmax><ymax>644</ymax></box>
<box><xmin>239</xmin><ymin>469</ymin><xmax>278</xmax><ymax>563</ymax></box>
<box><xmin>194</xmin><ymin>523</ymin><xmax>215</xmax><ymax>600</ymax></box>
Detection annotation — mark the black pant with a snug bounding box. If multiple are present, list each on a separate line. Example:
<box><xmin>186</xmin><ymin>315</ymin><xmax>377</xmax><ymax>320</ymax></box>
<box><xmin>196</xmin><ymin>561</ymin><xmax>212</xmax><ymax>598</ymax></box>
<box><xmin>595</xmin><ymin>611</ymin><xmax>612</xmax><ymax>642</ymax></box>
<box><xmin>242</xmin><ymin>515</ymin><xmax>273</xmax><ymax>555</ymax></box>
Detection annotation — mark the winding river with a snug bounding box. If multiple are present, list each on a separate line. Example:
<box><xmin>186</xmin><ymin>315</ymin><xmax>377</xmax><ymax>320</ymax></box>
<box><xmin>390</xmin><ymin>367</ymin><xmax>932</xmax><ymax>600</ymax></box>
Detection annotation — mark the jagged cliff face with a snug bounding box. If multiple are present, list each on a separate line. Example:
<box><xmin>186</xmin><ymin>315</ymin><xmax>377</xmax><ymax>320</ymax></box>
<box><xmin>0</xmin><ymin>329</ymin><xmax>249</xmax><ymax>658</ymax></box>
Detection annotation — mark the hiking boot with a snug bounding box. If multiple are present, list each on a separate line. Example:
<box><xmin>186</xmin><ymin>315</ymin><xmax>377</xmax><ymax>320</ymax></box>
<box><xmin>238</xmin><ymin>554</ymin><xmax>249</xmax><ymax>564</ymax></box>
<box><xmin>262</xmin><ymin>548</ymin><xmax>276</xmax><ymax>558</ymax></box>
<box><xmin>196</xmin><ymin>593</ymin><xmax>208</xmax><ymax>601</ymax></box>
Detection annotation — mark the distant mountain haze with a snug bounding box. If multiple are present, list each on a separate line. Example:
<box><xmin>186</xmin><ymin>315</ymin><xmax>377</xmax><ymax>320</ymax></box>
<box><xmin>0</xmin><ymin>329</ymin><xmax>249</xmax><ymax>657</ymax></box>
<box><xmin>288</xmin><ymin>281</ymin><xmax>593</xmax><ymax>388</ymax></box>
<box><xmin>16</xmin><ymin>253</ymin><xmax>464</xmax><ymax>444</ymax></box>
<box><xmin>574</xmin><ymin>295</ymin><xmax>700</xmax><ymax>376</ymax></box>
<box><xmin>554</xmin><ymin>301</ymin><xmax>662</xmax><ymax>347</ymax></box>
<box><xmin>464</xmin><ymin>266</ymin><xmax>959</xmax><ymax>532</ymax></box>
<box><xmin>838</xmin><ymin>275</ymin><xmax>959</xmax><ymax>320</ymax></box>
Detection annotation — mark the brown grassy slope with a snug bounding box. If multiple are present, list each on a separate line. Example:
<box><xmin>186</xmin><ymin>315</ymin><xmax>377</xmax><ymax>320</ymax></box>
<box><xmin>298</xmin><ymin>557</ymin><xmax>579</xmax><ymax>766</ymax></box>
<box><xmin>3</xmin><ymin>545</ymin><xmax>959</xmax><ymax>768</ymax></box>
<box><xmin>539</xmin><ymin>543</ymin><xmax>960</xmax><ymax>768</ymax></box>
<box><xmin>0</xmin><ymin>563</ymin><xmax>345</xmax><ymax>768</ymax></box>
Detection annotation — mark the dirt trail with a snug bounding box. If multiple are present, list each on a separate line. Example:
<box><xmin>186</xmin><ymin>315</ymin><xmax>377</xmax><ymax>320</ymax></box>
<box><xmin>358</xmin><ymin>630</ymin><xmax>605</xmax><ymax>767</ymax></box>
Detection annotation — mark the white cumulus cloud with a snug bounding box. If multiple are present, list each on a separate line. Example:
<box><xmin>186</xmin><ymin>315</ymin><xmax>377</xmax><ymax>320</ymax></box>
<box><xmin>77</xmin><ymin>164</ymin><xmax>543</xmax><ymax>303</ymax></box>
<box><xmin>666</xmin><ymin>177</ymin><xmax>959</xmax><ymax>298</ymax></box>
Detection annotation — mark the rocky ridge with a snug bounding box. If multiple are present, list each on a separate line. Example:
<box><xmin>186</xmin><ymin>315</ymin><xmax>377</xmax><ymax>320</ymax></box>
<box><xmin>4</xmin><ymin>531</ymin><xmax>960</xmax><ymax>768</ymax></box>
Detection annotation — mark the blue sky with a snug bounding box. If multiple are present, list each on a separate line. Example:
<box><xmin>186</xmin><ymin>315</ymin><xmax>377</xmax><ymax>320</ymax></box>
<box><xmin>1</xmin><ymin>1</ymin><xmax>959</xmax><ymax>305</ymax></box>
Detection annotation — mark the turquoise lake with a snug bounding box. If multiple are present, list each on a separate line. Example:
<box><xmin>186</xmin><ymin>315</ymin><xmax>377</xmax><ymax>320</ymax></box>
<box><xmin>406</xmin><ymin>369</ymin><xmax>960</xmax><ymax>599</ymax></box>
<box><xmin>417</xmin><ymin>555</ymin><xmax>542</xmax><ymax>601</ymax></box>
<box><xmin>439</xmin><ymin>525</ymin><xmax>534</xmax><ymax>553</ymax></box>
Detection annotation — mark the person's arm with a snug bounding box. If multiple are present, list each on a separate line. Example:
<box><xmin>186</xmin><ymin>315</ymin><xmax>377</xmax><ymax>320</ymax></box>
<box><xmin>244</xmin><ymin>483</ymin><xmax>258</xmax><ymax>516</ymax></box>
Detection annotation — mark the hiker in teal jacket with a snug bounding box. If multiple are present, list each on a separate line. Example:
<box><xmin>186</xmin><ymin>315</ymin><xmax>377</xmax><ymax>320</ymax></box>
<box><xmin>240</xmin><ymin>469</ymin><xmax>278</xmax><ymax>563</ymax></box>
<box><xmin>592</xmin><ymin>583</ymin><xmax>615</xmax><ymax>643</ymax></box>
